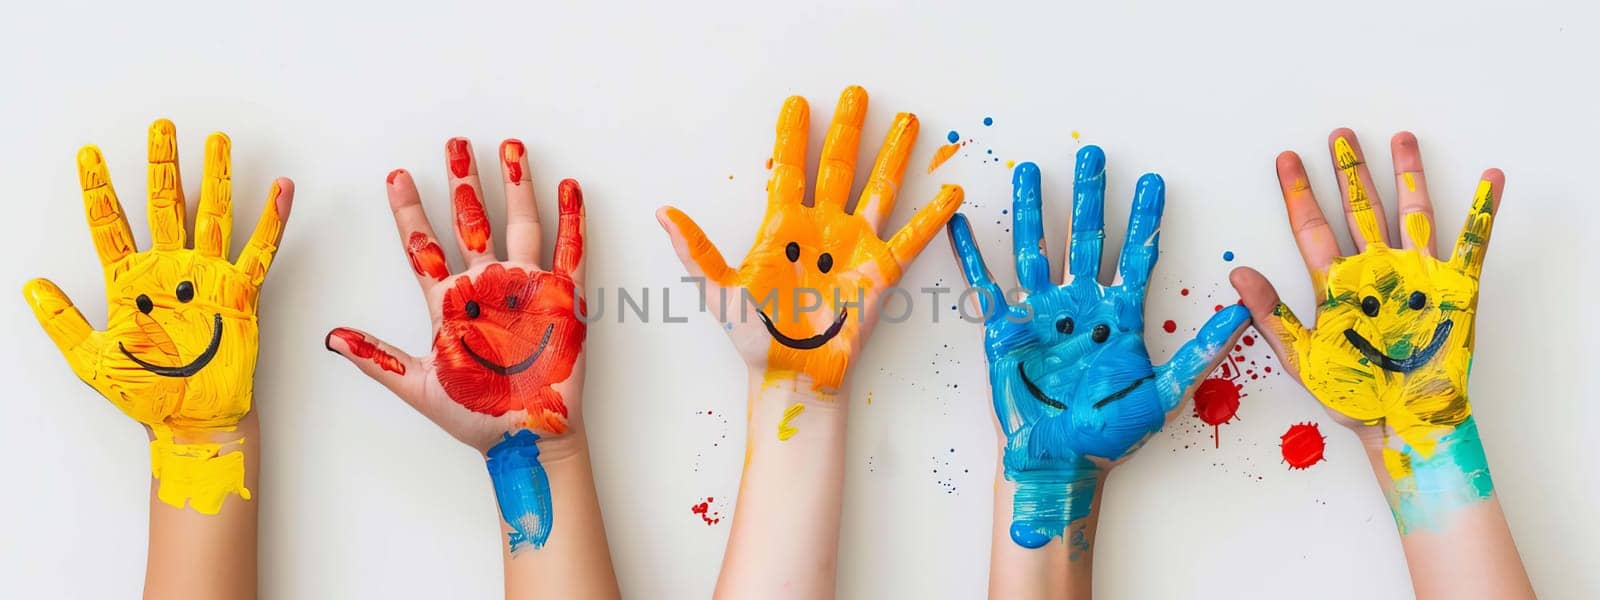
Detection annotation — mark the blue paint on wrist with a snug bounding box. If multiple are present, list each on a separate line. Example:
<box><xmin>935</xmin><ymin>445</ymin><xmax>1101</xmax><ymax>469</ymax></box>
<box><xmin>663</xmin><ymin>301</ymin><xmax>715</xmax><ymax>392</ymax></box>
<box><xmin>486</xmin><ymin>430</ymin><xmax>553</xmax><ymax>552</ymax></box>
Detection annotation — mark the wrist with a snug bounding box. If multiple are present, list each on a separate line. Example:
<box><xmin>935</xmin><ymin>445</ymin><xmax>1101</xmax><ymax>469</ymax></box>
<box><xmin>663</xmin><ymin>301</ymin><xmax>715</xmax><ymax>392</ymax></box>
<box><xmin>1364</xmin><ymin>416</ymin><xmax>1496</xmax><ymax>534</ymax></box>
<box><xmin>745</xmin><ymin>368</ymin><xmax>847</xmax><ymax>443</ymax></box>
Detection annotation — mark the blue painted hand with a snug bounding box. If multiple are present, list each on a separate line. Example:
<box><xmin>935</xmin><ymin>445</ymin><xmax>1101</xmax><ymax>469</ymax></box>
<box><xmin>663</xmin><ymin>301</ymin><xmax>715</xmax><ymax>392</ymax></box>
<box><xmin>947</xmin><ymin>146</ymin><xmax>1249</xmax><ymax>549</ymax></box>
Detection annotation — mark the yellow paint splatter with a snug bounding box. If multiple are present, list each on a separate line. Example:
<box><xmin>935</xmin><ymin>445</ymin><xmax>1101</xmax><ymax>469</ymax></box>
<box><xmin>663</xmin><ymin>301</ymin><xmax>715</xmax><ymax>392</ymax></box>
<box><xmin>777</xmin><ymin>402</ymin><xmax>806</xmax><ymax>440</ymax></box>
<box><xmin>1005</xmin><ymin>160</ymin><xmax>1016</xmax><ymax>169</ymax></box>
<box><xmin>927</xmin><ymin>142</ymin><xmax>960</xmax><ymax>173</ymax></box>
<box><xmin>1071</xmin><ymin>130</ymin><xmax>1081</xmax><ymax>142</ymax></box>
<box><xmin>866</xmin><ymin>391</ymin><xmax>873</xmax><ymax>405</ymax></box>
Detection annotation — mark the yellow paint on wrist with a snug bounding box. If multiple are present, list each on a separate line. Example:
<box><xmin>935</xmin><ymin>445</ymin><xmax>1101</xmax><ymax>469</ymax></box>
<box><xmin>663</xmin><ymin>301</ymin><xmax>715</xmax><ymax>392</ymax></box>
<box><xmin>777</xmin><ymin>402</ymin><xmax>805</xmax><ymax>441</ymax></box>
<box><xmin>150</xmin><ymin>432</ymin><xmax>250</xmax><ymax>515</ymax></box>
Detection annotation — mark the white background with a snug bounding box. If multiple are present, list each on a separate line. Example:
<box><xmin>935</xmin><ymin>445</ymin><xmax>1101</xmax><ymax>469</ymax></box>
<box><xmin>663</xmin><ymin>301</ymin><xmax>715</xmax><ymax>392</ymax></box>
<box><xmin>2</xmin><ymin>1</ymin><xmax>1595</xmax><ymax>598</ymax></box>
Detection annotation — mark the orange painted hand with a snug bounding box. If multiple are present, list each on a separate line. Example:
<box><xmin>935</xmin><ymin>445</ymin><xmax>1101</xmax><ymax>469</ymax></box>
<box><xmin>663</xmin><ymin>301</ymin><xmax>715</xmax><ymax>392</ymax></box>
<box><xmin>23</xmin><ymin>120</ymin><xmax>294</xmax><ymax>515</ymax></box>
<box><xmin>658</xmin><ymin>86</ymin><xmax>963</xmax><ymax>392</ymax></box>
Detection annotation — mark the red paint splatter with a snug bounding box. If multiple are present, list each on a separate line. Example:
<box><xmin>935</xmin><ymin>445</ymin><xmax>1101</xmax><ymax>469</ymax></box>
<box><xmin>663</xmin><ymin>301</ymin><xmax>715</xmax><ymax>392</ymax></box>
<box><xmin>1162</xmin><ymin>319</ymin><xmax>1177</xmax><ymax>333</ymax></box>
<box><xmin>387</xmin><ymin>169</ymin><xmax>406</xmax><ymax>185</ymax></box>
<box><xmin>406</xmin><ymin>232</ymin><xmax>449</xmax><ymax>280</ymax></box>
<box><xmin>1242</xmin><ymin>335</ymin><xmax>1255</xmax><ymax>346</ymax></box>
<box><xmin>434</xmin><ymin>264</ymin><xmax>587</xmax><ymax>434</ymax></box>
<box><xmin>501</xmin><ymin>139</ymin><xmax>526</xmax><ymax>184</ymax></box>
<box><xmin>1193</xmin><ymin>377</ymin><xmax>1241</xmax><ymax>448</ymax></box>
<box><xmin>1180</xmin><ymin>288</ymin><xmax>1190</xmax><ymax>296</ymax></box>
<box><xmin>453</xmin><ymin>184</ymin><xmax>490</xmax><ymax>252</ymax></box>
<box><xmin>1213</xmin><ymin>304</ymin><xmax>1225</xmax><ymax>312</ymax></box>
<box><xmin>447</xmin><ymin>138</ymin><xmax>472</xmax><ymax>178</ymax></box>
<box><xmin>328</xmin><ymin>328</ymin><xmax>406</xmax><ymax>375</ymax></box>
<box><xmin>552</xmin><ymin>179</ymin><xmax>585</xmax><ymax>275</ymax></box>
<box><xmin>691</xmin><ymin>496</ymin><xmax>723</xmax><ymax>526</ymax></box>
<box><xmin>1280</xmin><ymin>422</ymin><xmax>1327</xmax><ymax>470</ymax></box>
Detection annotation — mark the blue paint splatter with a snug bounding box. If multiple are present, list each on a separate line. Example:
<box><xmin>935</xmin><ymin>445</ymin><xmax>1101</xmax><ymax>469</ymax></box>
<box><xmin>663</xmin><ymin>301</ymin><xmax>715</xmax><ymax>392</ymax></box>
<box><xmin>1222</xmin><ymin>250</ymin><xmax>1235</xmax><ymax>262</ymax></box>
<box><xmin>983</xmin><ymin>116</ymin><xmax>994</xmax><ymax>126</ymax></box>
<box><xmin>486</xmin><ymin>430</ymin><xmax>553</xmax><ymax>553</ymax></box>
<box><xmin>944</xmin><ymin>149</ymin><xmax>1251</xmax><ymax>549</ymax></box>
<box><xmin>947</xmin><ymin>130</ymin><xmax>960</xmax><ymax>144</ymax></box>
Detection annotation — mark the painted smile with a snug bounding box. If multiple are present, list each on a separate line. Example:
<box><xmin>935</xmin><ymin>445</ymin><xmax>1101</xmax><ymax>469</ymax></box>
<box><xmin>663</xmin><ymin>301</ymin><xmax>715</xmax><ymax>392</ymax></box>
<box><xmin>120</xmin><ymin>313</ymin><xmax>223</xmax><ymax>378</ymax></box>
<box><xmin>1018</xmin><ymin>362</ymin><xmax>1154</xmax><ymax>410</ymax></box>
<box><xmin>1343</xmin><ymin>319</ymin><xmax>1453</xmax><ymax>373</ymax></box>
<box><xmin>461</xmin><ymin>323</ymin><xmax>554</xmax><ymax>375</ymax></box>
<box><xmin>757</xmin><ymin>307</ymin><xmax>848</xmax><ymax>350</ymax></box>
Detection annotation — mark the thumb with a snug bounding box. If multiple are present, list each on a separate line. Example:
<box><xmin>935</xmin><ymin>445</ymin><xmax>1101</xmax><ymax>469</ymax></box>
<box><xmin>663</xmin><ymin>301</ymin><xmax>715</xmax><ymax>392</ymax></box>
<box><xmin>325</xmin><ymin>327</ymin><xmax>425</xmax><ymax>403</ymax></box>
<box><xmin>23</xmin><ymin>278</ymin><xmax>101</xmax><ymax>379</ymax></box>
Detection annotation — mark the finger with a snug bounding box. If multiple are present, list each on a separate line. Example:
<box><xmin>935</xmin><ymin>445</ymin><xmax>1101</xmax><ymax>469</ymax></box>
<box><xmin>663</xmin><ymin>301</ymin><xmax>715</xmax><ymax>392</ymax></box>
<box><xmin>146</xmin><ymin>119</ymin><xmax>187</xmax><ymax>251</ymax></box>
<box><xmin>767</xmin><ymin>96</ymin><xmax>809</xmax><ymax>209</ymax></box>
<box><xmin>657</xmin><ymin>206</ymin><xmax>737</xmax><ymax>286</ymax></box>
<box><xmin>235</xmin><ymin>178</ymin><xmax>294</xmax><ymax>286</ymax></box>
<box><xmin>77</xmin><ymin>146</ymin><xmax>137</xmax><ymax>270</ymax></box>
<box><xmin>195</xmin><ymin>132</ymin><xmax>233</xmax><ymax>258</ymax></box>
<box><xmin>1155</xmin><ymin>304</ymin><xmax>1249</xmax><ymax>411</ymax></box>
<box><xmin>946</xmin><ymin>213</ymin><xmax>1008</xmax><ymax>324</ymax></box>
<box><xmin>1276</xmin><ymin>151</ymin><xmax>1339</xmax><ymax>299</ymax></box>
<box><xmin>814</xmin><ymin>86</ymin><xmax>867</xmax><ymax>213</ymax></box>
<box><xmin>1067</xmin><ymin>145</ymin><xmax>1107</xmax><ymax>283</ymax></box>
<box><xmin>1116</xmin><ymin>173</ymin><xmax>1164</xmax><ymax>296</ymax></box>
<box><xmin>552</xmin><ymin>179</ymin><xmax>586</xmax><ymax>288</ymax></box>
<box><xmin>1391</xmin><ymin>131</ymin><xmax>1437</xmax><ymax>256</ymax></box>
<box><xmin>1329</xmin><ymin>129</ymin><xmax>1391</xmax><ymax>250</ymax></box>
<box><xmin>856</xmin><ymin>113</ymin><xmax>919</xmax><ymax>234</ymax></box>
<box><xmin>1228</xmin><ymin>267</ymin><xmax>1311</xmax><ymax>375</ymax></box>
<box><xmin>1450</xmin><ymin>169</ymin><xmax>1504</xmax><ymax>280</ymax></box>
<box><xmin>1010</xmin><ymin>162</ymin><xmax>1051</xmax><ymax>292</ymax></box>
<box><xmin>387</xmin><ymin>169</ymin><xmax>451</xmax><ymax>290</ymax></box>
<box><xmin>325</xmin><ymin>327</ymin><xmax>425</xmax><ymax>406</ymax></box>
<box><xmin>499</xmin><ymin>139</ymin><xmax>541</xmax><ymax>265</ymax></box>
<box><xmin>886</xmin><ymin>184</ymin><xmax>964</xmax><ymax>271</ymax></box>
<box><xmin>22</xmin><ymin>278</ymin><xmax>100</xmax><ymax>377</ymax></box>
<box><xmin>446</xmin><ymin>137</ymin><xmax>494</xmax><ymax>264</ymax></box>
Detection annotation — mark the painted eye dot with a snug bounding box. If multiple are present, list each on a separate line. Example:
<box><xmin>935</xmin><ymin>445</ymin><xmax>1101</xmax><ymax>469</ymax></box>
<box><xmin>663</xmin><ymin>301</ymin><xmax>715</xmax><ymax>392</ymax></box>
<box><xmin>465</xmin><ymin>300</ymin><xmax>481</xmax><ymax>319</ymax></box>
<box><xmin>175</xmin><ymin>281</ymin><xmax>194</xmax><ymax>303</ymax></box>
<box><xmin>817</xmin><ymin>252</ymin><xmax>834</xmax><ymax>273</ymax></box>
<box><xmin>506</xmin><ymin>295</ymin><xmax>519</xmax><ymax>309</ymax></box>
<box><xmin>1091</xmin><ymin>324</ymin><xmax>1110</xmax><ymax>343</ymax></box>
<box><xmin>136</xmin><ymin>294</ymin><xmax>154</xmax><ymax>314</ymax></box>
<box><xmin>785</xmin><ymin>242</ymin><xmax>800</xmax><ymax>262</ymax></box>
<box><xmin>1361</xmin><ymin>296</ymin><xmax>1380</xmax><ymax>317</ymax></box>
<box><xmin>1055</xmin><ymin>317</ymin><xmax>1074</xmax><ymax>334</ymax></box>
<box><xmin>1408</xmin><ymin>291</ymin><xmax>1426</xmax><ymax>310</ymax></box>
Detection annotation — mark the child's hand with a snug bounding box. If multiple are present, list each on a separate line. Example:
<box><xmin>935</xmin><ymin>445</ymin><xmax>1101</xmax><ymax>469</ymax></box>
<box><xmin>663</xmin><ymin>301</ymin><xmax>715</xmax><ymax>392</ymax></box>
<box><xmin>24</xmin><ymin>119</ymin><xmax>293</xmax><ymax>514</ymax></box>
<box><xmin>949</xmin><ymin>147</ymin><xmax>1248</xmax><ymax>548</ymax></box>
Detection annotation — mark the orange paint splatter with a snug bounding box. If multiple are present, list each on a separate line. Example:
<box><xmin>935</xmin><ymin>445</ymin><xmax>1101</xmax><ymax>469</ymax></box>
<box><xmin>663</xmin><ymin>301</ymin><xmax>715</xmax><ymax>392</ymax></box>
<box><xmin>453</xmin><ymin>184</ymin><xmax>490</xmax><ymax>252</ymax></box>
<box><xmin>406</xmin><ymin>232</ymin><xmax>449</xmax><ymax>280</ymax></box>
<box><xmin>927</xmin><ymin>142</ymin><xmax>960</xmax><ymax>173</ymax></box>
<box><xmin>328</xmin><ymin>328</ymin><xmax>406</xmax><ymax>375</ymax></box>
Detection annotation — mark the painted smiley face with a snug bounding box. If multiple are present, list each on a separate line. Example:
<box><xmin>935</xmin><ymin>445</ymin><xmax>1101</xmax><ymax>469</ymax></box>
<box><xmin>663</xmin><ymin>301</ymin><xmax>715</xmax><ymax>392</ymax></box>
<box><xmin>996</xmin><ymin>284</ymin><xmax>1165</xmax><ymax>462</ymax></box>
<box><xmin>434</xmin><ymin>264</ymin><xmax>586</xmax><ymax>434</ymax></box>
<box><xmin>1290</xmin><ymin>245</ymin><xmax>1476</xmax><ymax>451</ymax></box>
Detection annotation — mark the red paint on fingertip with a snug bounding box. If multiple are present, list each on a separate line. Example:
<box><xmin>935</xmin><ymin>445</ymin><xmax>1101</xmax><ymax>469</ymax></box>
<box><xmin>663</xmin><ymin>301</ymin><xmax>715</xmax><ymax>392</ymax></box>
<box><xmin>1193</xmin><ymin>377</ymin><xmax>1241</xmax><ymax>448</ymax></box>
<box><xmin>387</xmin><ymin>169</ymin><xmax>406</xmax><ymax>185</ymax></box>
<box><xmin>406</xmin><ymin>232</ymin><xmax>450</xmax><ymax>280</ymax></box>
<box><xmin>453</xmin><ymin>184</ymin><xmax>490</xmax><ymax>252</ymax></box>
<box><xmin>558</xmin><ymin>179</ymin><xmax>583</xmax><ymax>213</ymax></box>
<box><xmin>447</xmin><ymin>138</ymin><xmax>472</xmax><ymax>178</ymax></box>
<box><xmin>1281</xmin><ymin>422</ymin><xmax>1327</xmax><ymax>470</ymax></box>
<box><xmin>501</xmin><ymin>140</ymin><xmax>526</xmax><ymax>183</ymax></box>
<box><xmin>329</xmin><ymin>328</ymin><xmax>406</xmax><ymax>375</ymax></box>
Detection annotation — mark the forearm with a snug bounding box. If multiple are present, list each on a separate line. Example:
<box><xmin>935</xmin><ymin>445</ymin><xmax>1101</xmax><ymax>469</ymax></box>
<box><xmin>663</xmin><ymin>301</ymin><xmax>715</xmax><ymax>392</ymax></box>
<box><xmin>988</xmin><ymin>458</ymin><xmax>1104</xmax><ymax>600</ymax></box>
<box><xmin>716</xmin><ymin>372</ymin><xmax>849</xmax><ymax>599</ymax></box>
<box><xmin>1363</xmin><ymin>419</ymin><xmax>1534</xmax><ymax>599</ymax></box>
<box><xmin>145</xmin><ymin>414</ymin><xmax>259</xmax><ymax>599</ymax></box>
<box><xmin>498</xmin><ymin>429</ymin><xmax>619</xmax><ymax>599</ymax></box>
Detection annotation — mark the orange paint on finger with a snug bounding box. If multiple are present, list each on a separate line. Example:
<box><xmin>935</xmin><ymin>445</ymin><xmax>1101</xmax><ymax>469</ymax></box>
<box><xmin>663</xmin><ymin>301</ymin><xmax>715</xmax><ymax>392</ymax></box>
<box><xmin>328</xmin><ymin>328</ymin><xmax>406</xmax><ymax>375</ymax></box>
<box><xmin>447</xmin><ymin>139</ymin><xmax>472</xmax><ymax>178</ymax></box>
<box><xmin>927</xmin><ymin>142</ymin><xmax>960</xmax><ymax>173</ymax></box>
<box><xmin>406</xmin><ymin>232</ymin><xmax>450</xmax><ymax>280</ymax></box>
<box><xmin>387</xmin><ymin>169</ymin><xmax>406</xmax><ymax>185</ymax></box>
<box><xmin>453</xmin><ymin>184</ymin><xmax>491</xmax><ymax>252</ymax></box>
<box><xmin>501</xmin><ymin>140</ymin><xmax>526</xmax><ymax>183</ymax></box>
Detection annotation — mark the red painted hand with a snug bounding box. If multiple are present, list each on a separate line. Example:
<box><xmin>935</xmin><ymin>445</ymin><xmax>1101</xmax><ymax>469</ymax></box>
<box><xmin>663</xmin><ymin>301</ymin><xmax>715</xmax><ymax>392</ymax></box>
<box><xmin>327</xmin><ymin>137</ymin><xmax>587</xmax><ymax>451</ymax></box>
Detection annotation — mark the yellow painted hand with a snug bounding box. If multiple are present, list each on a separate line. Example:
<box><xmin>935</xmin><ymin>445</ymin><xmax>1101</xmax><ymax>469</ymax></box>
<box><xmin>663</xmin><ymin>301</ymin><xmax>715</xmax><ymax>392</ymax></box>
<box><xmin>658</xmin><ymin>86</ymin><xmax>963</xmax><ymax>392</ymax></box>
<box><xmin>1233</xmin><ymin>130</ymin><xmax>1501</xmax><ymax>480</ymax></box>
<box><xmin>22</xmin><ymin>120</ymin><xmax>294</xmax><ymax>514</ymax></box>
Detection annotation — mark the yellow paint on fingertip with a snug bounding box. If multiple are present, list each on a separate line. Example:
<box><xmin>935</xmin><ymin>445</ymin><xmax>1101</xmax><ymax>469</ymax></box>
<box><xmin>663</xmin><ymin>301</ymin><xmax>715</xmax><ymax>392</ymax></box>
<box><xmin>777</xmin><ymin>402</ymin><xmax>805</xmax><ymax>441</ymax></box>
<box><xmin>927</xmin><ymin>143</ymin><xmax>959</xmax><ymax>173</ymax></box>
<box><xmin>1402</xmin><ymin>172</ymin><xmax>1417</xmax><ymax>192</ymax></box>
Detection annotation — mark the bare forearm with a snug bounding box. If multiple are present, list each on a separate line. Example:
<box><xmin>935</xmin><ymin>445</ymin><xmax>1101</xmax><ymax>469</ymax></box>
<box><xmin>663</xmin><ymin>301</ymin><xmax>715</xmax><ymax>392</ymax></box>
<box><xmin>988</xmin><ymin>459</ymin><xmax>1104</xmax><ymax>600</ymax></box>
<box><xmin>716</xmin><ymin>374</ymin><xmax>848</xmax><ymax>599</ymax></box>
<box><xmin>1363</xmin><ymin>421</ymin><xmax>1534</xmax><ymax>599</ymax></box>
<box><xmin>499</xmin><ymin>430</ymin><xmax>619</xmax><ymax>599</ymax></box>
<box><xmin>144</xmin><ymin>414</ymin><xmax>259</xmax><ymax>599</ymax></box>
